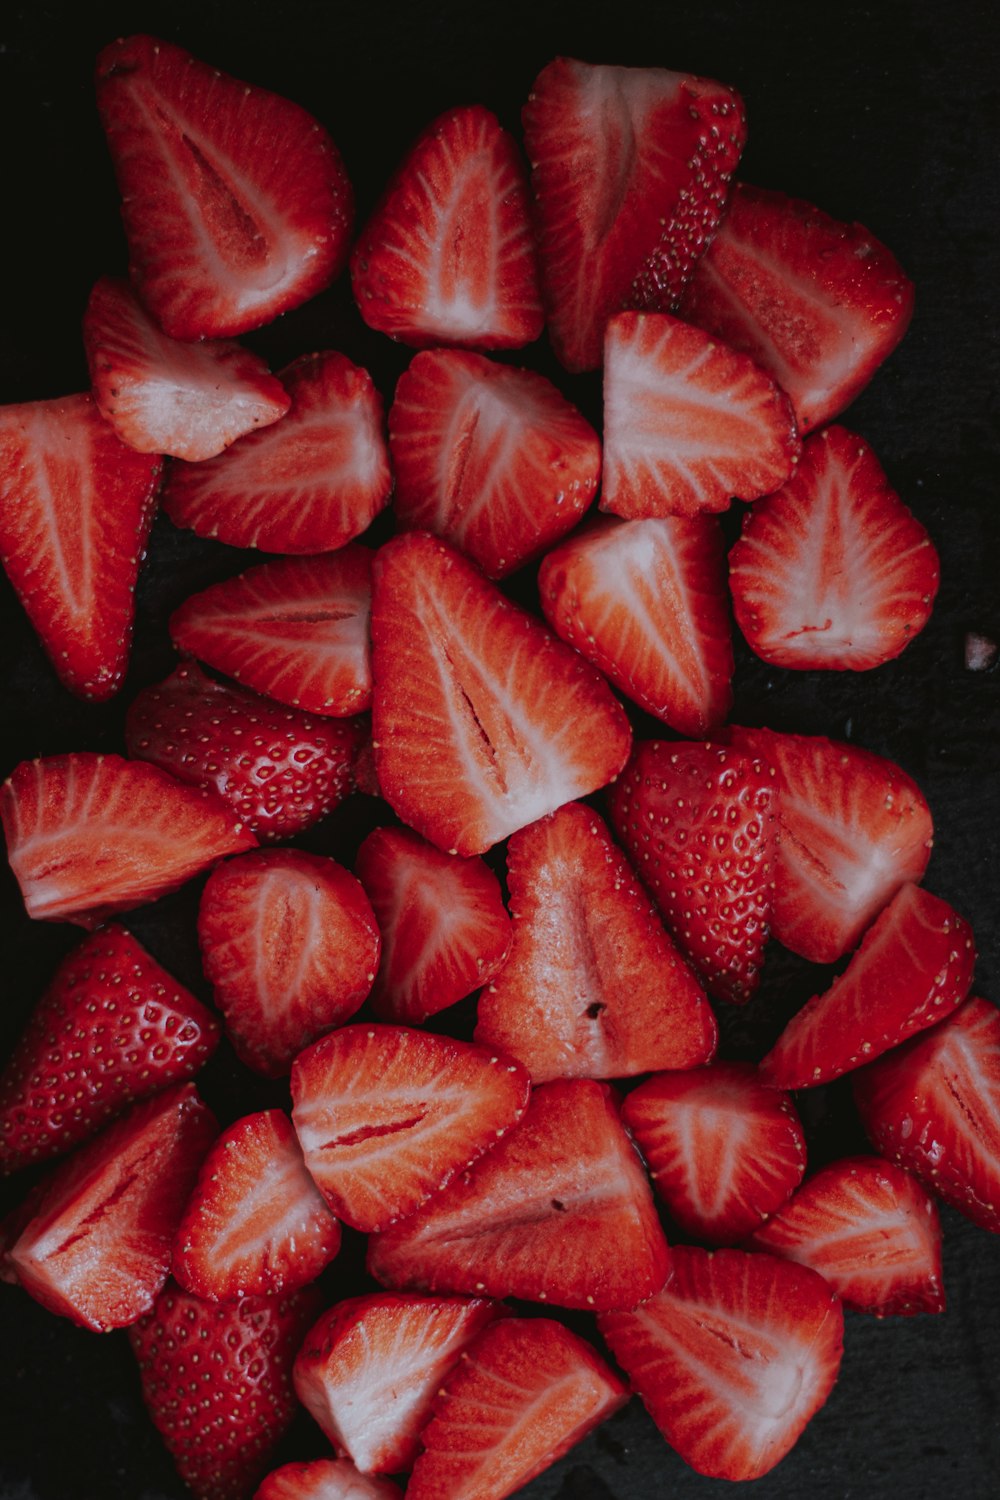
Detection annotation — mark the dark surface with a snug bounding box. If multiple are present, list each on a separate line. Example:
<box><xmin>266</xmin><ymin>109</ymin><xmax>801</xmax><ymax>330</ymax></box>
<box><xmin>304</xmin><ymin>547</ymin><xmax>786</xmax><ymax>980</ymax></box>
<box><xmin>2</xmin><ymin>0</ymin><xmax>1000</xmax><ymax>1496</ymax></box>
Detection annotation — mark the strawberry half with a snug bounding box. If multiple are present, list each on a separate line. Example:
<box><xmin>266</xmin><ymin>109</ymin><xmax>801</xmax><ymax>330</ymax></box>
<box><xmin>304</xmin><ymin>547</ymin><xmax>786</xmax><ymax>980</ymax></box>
<box><xmin>256</xmin><ymin>1462</ymin><xmax>402</xmax><ymax>1499</ymax></box>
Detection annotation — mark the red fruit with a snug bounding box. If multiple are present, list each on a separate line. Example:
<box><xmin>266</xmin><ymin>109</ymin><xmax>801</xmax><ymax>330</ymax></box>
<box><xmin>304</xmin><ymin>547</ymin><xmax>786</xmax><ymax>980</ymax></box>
<box><xmin>351</xmin><ymin>105</ymin><xmax>542</xmax><ymax>349</ymax></box>
<box><xmin>255</xmin><ymin>1461</ymin><xmax>401</xmax><ymax>1498</ymax></box>
<box><xmin>164</xmin><ymin>352</ymin><xmax>392</xmax><ymax>552</ymax></box>
<box><xmin>96</xmin><ymin>35</ymin><xmax>353</xmax><ymax>339</ymax></box>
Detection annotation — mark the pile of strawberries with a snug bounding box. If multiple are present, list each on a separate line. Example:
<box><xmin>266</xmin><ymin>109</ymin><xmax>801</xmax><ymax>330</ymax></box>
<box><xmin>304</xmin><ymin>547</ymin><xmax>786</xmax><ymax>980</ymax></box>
<box><xmin>0</xmin><ymin>33</ymin><xmax>997</xmax><ymax>1500</ymax></box>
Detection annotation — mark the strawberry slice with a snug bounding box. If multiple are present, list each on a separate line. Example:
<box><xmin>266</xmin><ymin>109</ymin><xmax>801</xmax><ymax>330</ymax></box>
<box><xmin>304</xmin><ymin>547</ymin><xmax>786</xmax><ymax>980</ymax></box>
<box><xmin>678</xmin><ymin>183</ymin><xmax>915</xmax><ymax>433</ymax></box>
<box><xmin>163</xmin><ymin>352</ymin><xmax>392</xmax><ymax>553</ymax></box>
<box><xmin>198</xmin><ymin>849</ymin><xmax>380</xmax><ymax>1077</ymax></box>
<box><xmin>368</xmin><ymin>1078</ymin><xmax>670</xmax><ymax>1312</ymax></box>
<box><xmin>0</xmin><ymin>923</ymin><xmax>219</xmax><ymax>1175</ymax></box>
<box><xmin>371</xmin><ymin>532</ymin><xmax>631</xmax><ymax>856</ymax></box>
<box><xmin>0</xmin><ymin>394</ymin><xmax>161</xmax><ymax>699</ymax></box>
<box><xmin>598</xmin><ymin>1246</ymin><xmax>843</xmax><ymax>1481</ymax></box>
<box><xmin>170</xmin><ymin>548</ymin><xmax>372</xmax><ymax>717</ymax></box>
<box><xmin>522</xmin><ymin>57</ymin><xmax>746</xmax><ymax>371</ymax></box>
<box><xmin>538</xmin><ymin>515</ymin><xmax>734</xmax><ymax>737</ymax></box>
<box><xmin>96</xmin><ymin>35</ymin><xmax>353</xmax><ymax>339</ymax></box>
<box><xmin>600</xmin><ymin>311</ymin><xmax>800</xmax><ymax>518</ymax></box>
<box><xmin>291</xmin><ymin>1025</ymin><xmax>530</xmax><ymax>1233</ymax></box>
<box><xmin>1</xmin><ymin>752</ymin><xmax>256</xmax><ymax>926</ymax></box>
<box><xmin>256</xmin><ymin>1461</ymin><xmax>402</xmax><ymax>1498</ymax></box>
<box><xmin>351</xmin><ymin>105</ymin><xmax>542</xmax><ymax>349</ymax></box>
<box><xmin>760</xmin><ymin>883</ymin><xmax>976</xmax><ymax>1090</ymax></box>
<box><xmin>388</xmin><ymin>349</ymin><xmax>600</xmax><ymax>577</ymax></box>
<box><xmin>355</xmin><ymin>826</ymin><xmax>512</xmax><ymax>1026</ymax></box>
<box><xmin>474</xmin><ymin>802</ymin><xmax>717</xmax><ymax>1082</ymax></box>
<box><xmin>406</xmin><ymin>1317</ymin><xmax>628</xmax><ymax>1500</ymax></box>
<box><xmin>621</xmin><ymin>1062</ymin><xmax>805</xmax><ymax>1244</ymax></box>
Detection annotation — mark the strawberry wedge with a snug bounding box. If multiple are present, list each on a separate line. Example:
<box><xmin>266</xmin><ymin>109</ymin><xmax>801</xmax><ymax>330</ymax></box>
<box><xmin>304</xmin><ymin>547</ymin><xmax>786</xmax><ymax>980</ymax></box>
<box><xmin>257</xmin><ymin>1462</ymin><xmax>402</xmax><ymax>1498</ymax></box>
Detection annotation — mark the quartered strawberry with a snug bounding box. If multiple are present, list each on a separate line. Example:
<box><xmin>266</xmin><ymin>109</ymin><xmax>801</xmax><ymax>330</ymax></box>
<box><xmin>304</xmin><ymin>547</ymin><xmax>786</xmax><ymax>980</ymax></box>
<box><xmin>678</xmin><ymin>183</ymin><xmax>915</xmax><ymax>433</ymax></box>
<box><xmin>371</xmin><ymin>532</ymin><xmax>631</xmax><ymax>856</ymax></box>
<box><xmin>198</xmin><ymin>849</ymin><xmax>380</xmax><ymax>1077</ymax></box>
<box><xmin>368</xmin><ymin>1078</ymin><xmax>670</xmax><ymax>1312</ymax></box>
<box><xmin>538</xmin><ymin>515</ymin><xmax>734</xmax><ymax>737</ymax></box>
<box><xmin>351</xmin><ymin>105</ymin><xmax>542</xmax><ymax>349</ymax></box>
<box><xmin>256</xmin><ymin>1461</ymin><xmax>402</xmax><ymax>1498</ymax></box>
<box><xmin>96</xmin><ymin>35</ymin><xmax>353</xmax><ymax>340</ymax></box>
<box><xmin>0</xmin><ymin>394</ymin><xmax>160</xmax><ymax>699</ymax></box>
<box><xmin>0</xmin><ymin>923</ymin><xmax>219</xmax><ymax>1175</ymax></box>
<box><xmin>388</xmin><ymin>348</ymin><xmax>600</xmax><ymax>577</ymax></box>
<box><xmin>598</xmin><ymin>1246</ymin><xmax>843</xmax><ymax>1481</ymax></box>
<box><xmin>164</xmin><ymin>352</ymin><xmax>392</xmax><ymax>552</ymax></box>
<box><xmin>522</xmin><ymin>57</ymin><xmax>746</xmax><ymax>371</ymax></box>
<box><xmin>474</xmin><ymin>802</ymin><xmax>717</xmax><ymax>1082</ymax></box>
<box><xmin>622</xmin><ymin>1062</ymin><xmax>806</xmax><ymax>1244</ymax></box>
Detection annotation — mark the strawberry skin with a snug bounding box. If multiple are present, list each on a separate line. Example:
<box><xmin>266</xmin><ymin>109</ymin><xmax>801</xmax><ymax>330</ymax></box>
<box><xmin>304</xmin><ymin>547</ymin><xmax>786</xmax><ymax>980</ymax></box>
<box><xmin>256</xmin><ymin>1461</ymin><xmax>402</xmax><ymax>1498</ymax></box>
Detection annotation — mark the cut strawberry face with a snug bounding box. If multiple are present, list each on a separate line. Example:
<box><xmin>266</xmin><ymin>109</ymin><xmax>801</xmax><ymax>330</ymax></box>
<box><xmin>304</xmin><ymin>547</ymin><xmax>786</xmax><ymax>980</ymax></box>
<box><xmin>96</xmin><ymin>35</ymin><xmax>353</xmax><ymax>340</ymax></box>
<box><xmin>256</xmin><ymin>1461</ymin><xmax>402</xmax><ymax>1499</ymax></box>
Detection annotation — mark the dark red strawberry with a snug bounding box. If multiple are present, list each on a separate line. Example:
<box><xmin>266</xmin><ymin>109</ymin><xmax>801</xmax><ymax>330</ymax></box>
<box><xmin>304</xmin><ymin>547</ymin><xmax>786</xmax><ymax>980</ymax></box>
<box><xmin>256</xmin><ymin>1461</ymin><xmax>402</xmax><ymax>1498</ymax></box>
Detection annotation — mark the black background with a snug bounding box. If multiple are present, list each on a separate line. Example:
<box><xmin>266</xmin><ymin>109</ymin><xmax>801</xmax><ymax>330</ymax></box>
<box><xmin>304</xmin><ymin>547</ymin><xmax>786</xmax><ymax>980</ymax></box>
<box><xmin>2</xmin><ymin>1</ymin><xmax>999</xmax><ymax>1496</ymax></box>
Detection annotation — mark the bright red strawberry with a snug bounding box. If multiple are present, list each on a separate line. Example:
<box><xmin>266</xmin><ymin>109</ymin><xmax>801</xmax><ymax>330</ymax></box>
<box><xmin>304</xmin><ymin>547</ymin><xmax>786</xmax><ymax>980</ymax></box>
<box><xmin>256</xmin><ymin>1461</ymin><xmax>402</xmax><ymax>1498</ymax></box>
<box><xmin>538</xmin><ymin>515</ymin><xmax>734</xmax><ymax>737</ymax></box>
<box><xmin>355</xmin><ymin>826</ymin><xmax>512</xmax><ymax>1026</ymax></box>
<box><xmin>198</xmin><ymin>849</ymin><xmax>380</xmax><ymax>1077</ymax></box>
<box><xmin>474</xmin><ymin>802</ymin><xmax>717</xmax><ymax>1082</ymax></box>
<box><xmin>0</xmin><ymin>394</ymin><xmax>161</xmax><ymax>699</ymax></box>
<box><xmin>371</xmin><ymin>532</ymin><xmax>631</xmax><ymax>856</ymax></box>
<box><xmin>96</xmin><ymin>35</ymin><xmax>353</xmax><ymax>339</ymax></box>
<box><xmin>406</xmin><ymin>1317</ymin><xmax>628</xmax><ymax>1500</ymax></box>
<box><xmin>606</xmin><ymin>740</ymin><xmax>776</xmax><ymax>1004</ymax></box>
<box><xmin>522</xmin><ymin>58</ymin><xmax>746</xmax><ymax>371</ymax></box>
<box><xmin>368</xmin><ymin>1078</ymin><xmax>670</xmax><ymax>1312</ymax></box>
<box><xmin>0</xmin><ymin>923</ymin><xmax>219</xmax><ymax>1175</ymax></box>
<box><xmin>164</xmin><ymin>352</ymin><xmax>392</xmax><ymax>552</ymax></box>
<box><xmin>622</xmin><ymin>1062</ymin><xmax>805</xmax><ymax>1244</ymax></box>
<box><xmin>1</xmin><ymin>752</ymin><xmax>256</xmax><ymax>926</ymax></box>
<box><xmin>678</xmin><ymin>183</ymin><xmax>915</xmax><ymax>432</ymax></box>
<box><xmin>351</xmin><ymin>106</ymin><xmax>542</xmax><ymax>349</ymax></box>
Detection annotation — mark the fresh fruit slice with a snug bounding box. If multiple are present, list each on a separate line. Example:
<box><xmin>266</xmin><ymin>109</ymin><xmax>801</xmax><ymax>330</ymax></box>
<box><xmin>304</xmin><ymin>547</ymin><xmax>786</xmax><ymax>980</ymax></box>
<box><xmin>368</xmin><ymin>1078</ymin><xmax>669</xmax><ymax>1311</ymax></box>
<box><xmin>538</xmin><ymin>515</ymin><xmax>733</xmax><ymax>737</ymax></box>
<box><xmin>0</xmin><ymin>393</ymin><xmax>161</xmax><ymax>699</ymax></box>
<box><xmin>351</xmin><ymin>105</ymin><xmax>542</xmax><ymax>349</ymax></box>
<box><xmin>255</xmin><ymin>1461</ymin><xmax>402</xmax><ymax>1498</ymax></box>
<box><xmin>598</xmin><ymin>1246</ymin><xmax>843</xmax><ymax>1481</ymax></box>
<box><xmin>96</xmin><ymin>34</ymin><xmax>353</xmax><ymax>339</ymax></box>
<box><xmin>474</xmin><ymin>801</ymin><xmax>717</xmax><ymax>1082</ymax></box>
<box><xmin>198</xmin><ymin>849</ymin><xmax>380</xmax><ymax>1077</ymax></box>
<box><xmin>622</xmin><ymin>1061</ymin><xmax>805</xmax><ymax>1244</ymax></box>
<box><xmin>0</xmin><ymin>923</ymin><xmax>219</xmax><ymax>1175</ymax></box>
<box><xmin>164</xmin><ymin>352</ymin><xmax>392</xmax><ymax>552</ymax></box>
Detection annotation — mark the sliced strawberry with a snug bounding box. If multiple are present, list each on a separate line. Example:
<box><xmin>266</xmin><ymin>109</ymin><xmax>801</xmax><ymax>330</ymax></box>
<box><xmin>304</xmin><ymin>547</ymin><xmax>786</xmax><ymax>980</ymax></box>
<box><xmin>198</xmin><ymin>849</ymin><xmax>380</xmax><ymax>1077</ymax></box>
<box><xmin>170</xmin><ymin>548</ymin><xmax>372</xmax><ymax>717</ymax></box>
<box><xmin>522</xmin><ymin>57</ymin><xmax>746</xmax><ymax>371</ymax></box>
<box><xmin>606</xmin><ymin>740</ymin><xmax>777</xmax><ymax>1004</ymax></box>
<box><xmin>622</xmin><ymin>1062</ymin><xmax>805</xmax><ymax>1244</ymax></box>
<box><xmin>760</xmin><ymin>883</ymin><xmax>976</xmax><ymax>1089</ymax></box>
<box><xmin>598</xmin><ymin>1246</ymin><xmax>843</xmax><ymax>1481</ymax></box>
<box><xmin>351</xmin><ymin>105</ymin><xmax>542</xmax><ymax>349</ymax></box>
<box><xmin>164</xmin><ymin>352</ymin><xmax>392</xmax><ymax>552</ymax></box>
<box><xmin>406</xmin><ymin>1317</ymin><xmax>628</xmax><ymax>1500</ymax></box>
<box><xmin>678</xmin><ymin>183</ymin><xmax>915</xmax><ymax>433</ymax></box>
<box><xmin>538</xmin><ymin>515</ymin><xmax>734</xmax><ymax>737</ymax></box>
<box><xmin>474</xmin><ymin>802</ymin><xmax>717</xmax><ymax>1082</ymax></box>
<box><xmin>355</xmin><ymin>826</ymin><xmax>512</xmax><ymax>1026</ymax></box>
<box><xmin>0</xmin><ymin>394</ymin><xmax>160</xmax><ymax>699</ymax></box>
<box><xmin>0</xmin><ymin>923</ymin><xmax>219</xmax><ymax>1175</ymax></box>
<box><xmin>256</xmin><ymin>1461</ymin><xmax>402</xmax><ymax>1498</ymax></box>
<box><xmin>388</xmin><ymin>349</ymin><xmax>599</xmax><ymax>577</ymax></box>
<box><xmin>96</xmin><ymin>35</ymin><xmax>353</xmax><ymax>339</ymax></box>
<box><xmin>368</xmin><ymin>1078</ymin><xmax>670</xmax><ymax>1312</ymax></box>
<box><xmin>371</xmin><ymin>532</ymin><xmax>631</xmax><ymax>856</ymax></box>
<box><xmin>1</xmin><ymin>752</ymin><xmax>256</xmax><ymax>926</ymax></box>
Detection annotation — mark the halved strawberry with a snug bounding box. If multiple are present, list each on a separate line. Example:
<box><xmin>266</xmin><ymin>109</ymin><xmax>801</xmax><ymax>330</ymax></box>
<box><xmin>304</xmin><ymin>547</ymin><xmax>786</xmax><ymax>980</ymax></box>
<box><xmin>96</xmin><ymin>34</ymin><xmax>353</xmax><ymax>339</ymax></box>
<box><xmin>538</xmin><ymin>515</ymin><xmax>734</xmax><ymax>737</ymax></box>
<box><xmin>0</xmin><ymin>394</ymin><xmax>161</xmax><ymax>699</ymax></box>
<box><xmin>371</xmin><ymin>532</ymin><xmax>631</xmax><ymax>856</ymax></box>
<box><xmin>351</xmin><ymin>105</ymin><xmax>542</xmax><ymax>349</ymax></box>
<box><xmin>164</xmin><ymin>352</ymin><xmax>392</xmax><ymax>552</ymax></box>
<box><xmin>474</xmin><ymin>802</ymin><xmax>717</xmax><ymax>1082</ymax></box>
<box><xmin>256</xmin><ymin>1461</ymin><xmax>402</xmax><ymax>1498</ymax></box>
